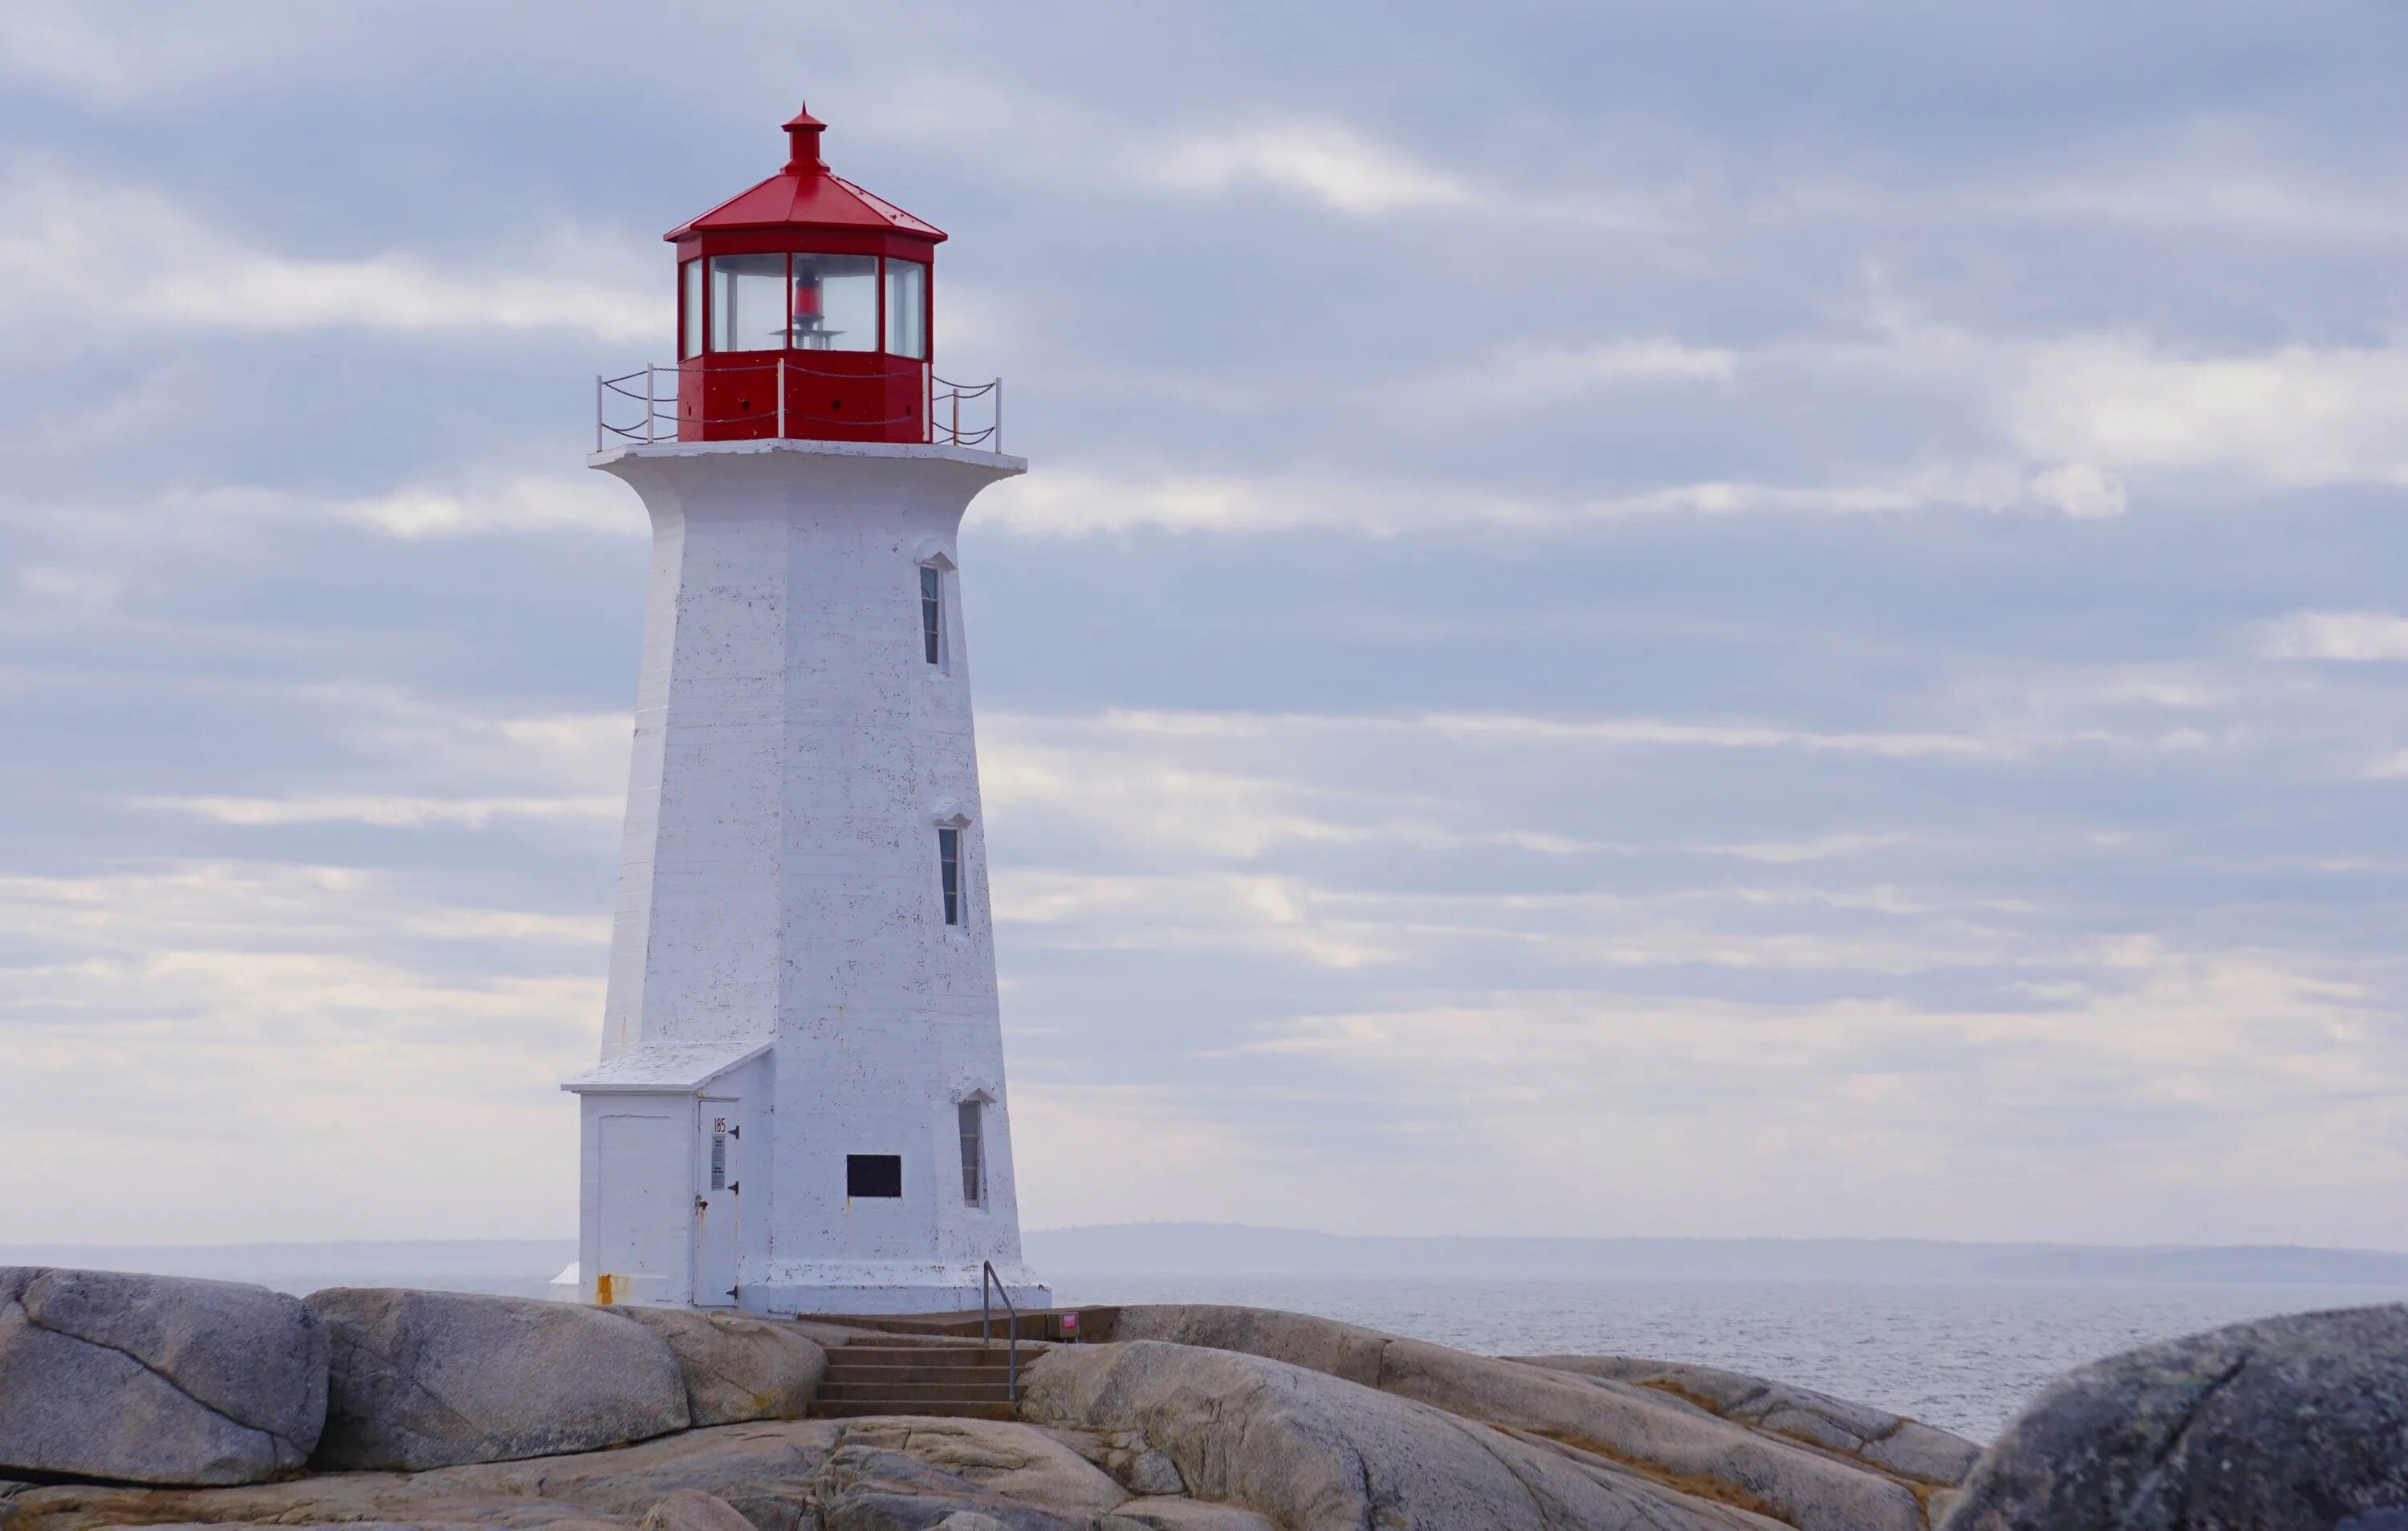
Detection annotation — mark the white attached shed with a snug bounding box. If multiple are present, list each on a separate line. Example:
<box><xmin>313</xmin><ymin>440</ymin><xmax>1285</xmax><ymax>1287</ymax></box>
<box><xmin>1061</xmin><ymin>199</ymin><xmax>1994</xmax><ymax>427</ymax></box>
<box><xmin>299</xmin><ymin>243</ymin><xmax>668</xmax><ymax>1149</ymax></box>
<box><xmin>562</xmin><ymin>1039</ymin><xmax>771</xmax><ymax>1309</ymax></box>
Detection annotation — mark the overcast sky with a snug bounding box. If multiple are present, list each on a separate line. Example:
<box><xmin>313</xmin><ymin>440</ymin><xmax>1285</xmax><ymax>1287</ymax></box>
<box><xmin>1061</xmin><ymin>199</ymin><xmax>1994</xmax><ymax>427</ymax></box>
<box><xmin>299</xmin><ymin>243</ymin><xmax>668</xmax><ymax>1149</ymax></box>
<box><xmin>3</xmin><ymin>0</ymin><xmax>2405</xmax><ymax>1250</ymax></box>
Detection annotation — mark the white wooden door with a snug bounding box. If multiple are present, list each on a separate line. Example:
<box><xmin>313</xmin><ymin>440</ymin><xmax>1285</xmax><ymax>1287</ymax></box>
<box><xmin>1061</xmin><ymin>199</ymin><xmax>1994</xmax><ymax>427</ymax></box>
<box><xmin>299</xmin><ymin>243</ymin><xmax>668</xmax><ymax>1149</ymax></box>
<box><xmin>692</xmin><ymin>1099</ymin><xmax>742</xmax><ymax>1307</ymax></box>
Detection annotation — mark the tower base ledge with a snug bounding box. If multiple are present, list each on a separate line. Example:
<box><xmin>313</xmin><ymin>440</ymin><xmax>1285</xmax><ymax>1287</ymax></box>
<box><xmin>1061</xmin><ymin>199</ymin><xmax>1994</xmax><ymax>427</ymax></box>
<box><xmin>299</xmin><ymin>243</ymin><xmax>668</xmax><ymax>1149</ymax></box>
<box><xmin>743</xmin><ymin>1258</ymin><xmax>1050</xmax><ymax>1318</ymax></box>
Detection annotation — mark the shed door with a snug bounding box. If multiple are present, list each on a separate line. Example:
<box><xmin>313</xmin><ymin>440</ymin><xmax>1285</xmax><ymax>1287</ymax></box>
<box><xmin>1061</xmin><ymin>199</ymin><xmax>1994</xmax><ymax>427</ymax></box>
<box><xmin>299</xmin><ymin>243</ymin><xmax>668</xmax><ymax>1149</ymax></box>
<box><xmin>694</xmin><ymin>1099</ymin><xmax>742</xmax><ymax>1307</ymax></box>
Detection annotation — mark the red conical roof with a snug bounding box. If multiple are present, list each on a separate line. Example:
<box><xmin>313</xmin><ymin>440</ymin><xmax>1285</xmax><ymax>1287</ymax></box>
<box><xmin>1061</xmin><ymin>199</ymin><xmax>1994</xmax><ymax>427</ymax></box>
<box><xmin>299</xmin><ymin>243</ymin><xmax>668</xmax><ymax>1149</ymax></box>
<box><xmin>665</xmin><ymin>102</ymin><xmax>946</xmax><ymax>243</ymax></box>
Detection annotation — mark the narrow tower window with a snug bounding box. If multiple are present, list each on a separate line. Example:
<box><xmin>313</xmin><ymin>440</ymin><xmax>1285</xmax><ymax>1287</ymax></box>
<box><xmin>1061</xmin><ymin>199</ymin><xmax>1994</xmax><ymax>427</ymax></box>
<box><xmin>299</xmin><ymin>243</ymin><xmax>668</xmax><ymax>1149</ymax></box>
<box><xmin>958</xmin><ymin>1100</ymin><xmax>985</xmax><ymax>1205</ymax></box>
<box><xmin>938</xmin><ymin>826</ymin><xmax>962</xmax><ymax>925</ymax></box>
<box><xmin>919</xmin><ymin>565</ymin><xmax>944</xmax><ymax>665</ymax></box>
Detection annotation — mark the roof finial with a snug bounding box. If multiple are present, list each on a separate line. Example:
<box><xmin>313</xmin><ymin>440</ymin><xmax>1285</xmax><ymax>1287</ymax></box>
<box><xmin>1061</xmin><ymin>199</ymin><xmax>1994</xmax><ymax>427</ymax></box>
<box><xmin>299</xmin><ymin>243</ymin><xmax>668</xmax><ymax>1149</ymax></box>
<box><xmin>783</xmin><ymin>102</ymin><xmax>828</xmax><ymax>177</ymax></box>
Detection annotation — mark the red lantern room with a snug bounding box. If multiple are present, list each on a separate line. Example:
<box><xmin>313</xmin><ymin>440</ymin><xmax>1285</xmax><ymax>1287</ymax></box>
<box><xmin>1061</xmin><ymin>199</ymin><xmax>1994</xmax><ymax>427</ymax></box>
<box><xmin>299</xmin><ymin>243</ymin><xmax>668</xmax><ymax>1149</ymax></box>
<box><xmin>664</xmin><ymin>104</ymin><xmax>947</xmax><ymax>445</ymax></box>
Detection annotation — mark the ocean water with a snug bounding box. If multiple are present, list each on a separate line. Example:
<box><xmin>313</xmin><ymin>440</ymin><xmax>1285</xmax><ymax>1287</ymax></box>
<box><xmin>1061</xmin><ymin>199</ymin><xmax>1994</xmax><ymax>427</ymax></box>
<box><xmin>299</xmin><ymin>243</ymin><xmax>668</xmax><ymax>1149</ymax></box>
<box><xmin>1041</xmin><ymin>1270</ymin><xmax>2408</xmax><ymax>1440</ymax></box>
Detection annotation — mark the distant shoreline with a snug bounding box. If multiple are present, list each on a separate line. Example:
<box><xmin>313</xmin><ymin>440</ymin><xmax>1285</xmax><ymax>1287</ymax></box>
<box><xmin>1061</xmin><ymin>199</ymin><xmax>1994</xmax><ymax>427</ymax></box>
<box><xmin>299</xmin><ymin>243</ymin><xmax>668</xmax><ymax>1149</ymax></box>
<box><xmin>8</xmin><ymin>1223</ymin><xmax>2408</xmax><ymax>1288</ymax></box>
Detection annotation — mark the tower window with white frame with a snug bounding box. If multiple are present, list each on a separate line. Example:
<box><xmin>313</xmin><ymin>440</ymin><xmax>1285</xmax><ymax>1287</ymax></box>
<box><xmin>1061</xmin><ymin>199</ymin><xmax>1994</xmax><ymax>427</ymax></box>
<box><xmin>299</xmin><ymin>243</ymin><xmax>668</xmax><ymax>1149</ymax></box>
<box><xmin>938</xmin><ymin>826</ymin><xmax>963</xmax><ymax>925</ymax></box>
<box><xmin>958</xmin><ymin>1099</ymin><xmax>985</xmax><ymax>1205</ymax></box>
<box><xmin>919</xmin><ymin>565</ymin><xmax>944</xmax><ymax>666</ymax></box>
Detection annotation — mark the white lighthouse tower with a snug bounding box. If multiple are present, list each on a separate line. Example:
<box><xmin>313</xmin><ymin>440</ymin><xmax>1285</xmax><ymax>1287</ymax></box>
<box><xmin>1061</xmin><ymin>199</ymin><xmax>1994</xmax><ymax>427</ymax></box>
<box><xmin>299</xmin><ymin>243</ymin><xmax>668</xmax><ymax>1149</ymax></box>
<box><xmin>562</xmin><ymin>103</ymin><xmax>1044</xmax><ymax>1315</ymax></box>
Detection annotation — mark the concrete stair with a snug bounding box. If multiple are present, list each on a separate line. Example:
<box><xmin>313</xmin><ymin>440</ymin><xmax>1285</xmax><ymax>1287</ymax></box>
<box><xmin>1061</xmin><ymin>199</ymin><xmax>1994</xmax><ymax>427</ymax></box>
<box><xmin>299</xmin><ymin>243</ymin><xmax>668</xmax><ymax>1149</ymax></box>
<box><xmin>810</xmin><ymin>1340</ymin><xmax>1021</xmax><ymax>1420</ymax></box>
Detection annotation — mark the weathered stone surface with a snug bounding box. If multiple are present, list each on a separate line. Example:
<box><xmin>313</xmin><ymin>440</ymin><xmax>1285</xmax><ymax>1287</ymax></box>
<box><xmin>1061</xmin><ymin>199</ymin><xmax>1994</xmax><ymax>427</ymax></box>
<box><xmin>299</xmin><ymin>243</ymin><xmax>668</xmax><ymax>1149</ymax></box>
<box><xmin>638</xmin><ymin>1487</ymin><xmax>761</xmax><ymax>1531</ymax></box>
<box><xmin>1523</xmin><ymin>1354</ymin><xmax>1981</xmax><ymax>1487</ymax></box>
<box><xmin>1104</xmin><ymin>1500</ymin><xmax>1280</xmax><ymax>1531</ymax></box>
<box><xmin>0</xmin><ymin>1266</ymin><xmax>329</xmax><ymax>1486</ymax></box>
<box><xmin>1940</xmin><ymin>1302</ymin><xmax>2408</xmax><ymax>1531</ymax></box>
<box><xmin>1037</xmin><ymin>1428</ymin><xmax>1184</xmax><ymax>1497</ymax></box>
<box><xmin>0</xmin><ymin>1418</ymin><xmax>1157</xmax><ymax>1531</ymax></box>
<box><xmin>1103</xmin><ymin>1305</ymin><xmax>1953</xmax><ymax>1531</ymax></box>
<box><xmin>1024</xmin><ymin>1338</ymin><xmax>1792</xmax><ymax>1530</ymax></box>
<box><xmin>612</xmin><ymin>1308</ymin><xmax>827</xmax><ymax>1426</ymax></box>
<box><xmin>307</xmin><ymin>1288</ymin><xmax>689</xmax><ymax>1471</ymax></box>
<box><xmin>827</xmin><ymin>1420</ymin><xmax>1125</xmax><ymax>1517</ymax></box>
<box><xmin>0</xmin><ymin>1422</ymin><xmax>840</xmax><ymax>1531</ymax></box>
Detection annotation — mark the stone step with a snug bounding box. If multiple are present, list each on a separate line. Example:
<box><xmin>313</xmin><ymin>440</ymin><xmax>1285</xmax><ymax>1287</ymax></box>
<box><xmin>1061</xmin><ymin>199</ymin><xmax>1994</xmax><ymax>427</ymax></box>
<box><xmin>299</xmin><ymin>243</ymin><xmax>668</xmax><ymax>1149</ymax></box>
<box><xmin>820</xmin><ymin>1366</ymin><xmax>1015</xmax><ymax>1388</ymax></box>
<box><xmin>820</xmin><ymin>1377</ymin><xmax>1015</xmax><ymax>1400</ymax></box>
<box><xmin>828</xmin><ymin>1346</ymin><xmax>1013</xmax><ymax>1370</ymax></box>
<box><xmin>810</xmin><ymin>1399</ymin><xmax>1018</xmax><ymax>1421</ymax></box>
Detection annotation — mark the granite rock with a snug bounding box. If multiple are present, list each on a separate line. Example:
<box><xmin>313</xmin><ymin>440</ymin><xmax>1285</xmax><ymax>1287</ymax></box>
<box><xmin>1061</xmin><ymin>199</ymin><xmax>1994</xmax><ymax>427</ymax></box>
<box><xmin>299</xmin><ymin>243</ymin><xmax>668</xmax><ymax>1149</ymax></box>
<box><xmin>638</xmin><ymin>1488</ymin><xmax>762</xmax><ymax>1531</ymax></box>
<box><xmin>307</xmin><ymin>1288</ymin><xmax>689</xmax><ymax>1472</ymax></box>
<box><xmin>0</xmin><ymin>1267</ymin><xmax>328</xmax><ymax>1486</ymax></box>
<box><xmin>1023</xmin><ymin>1338</ymin><xmax>1792</xmax><ymax>1530</ymax></box>
<box><xmin>1522</xmin><ymin>1354</ymin><xmax>1980</xmax><ymax>1486</ymax></box>
<box><xmin>611</xmin><ymin>1308</ymin><xmax>827</xmax><ymax>1426</ymax></box>
<box><xmin>1940</xmin><ymin>1302</ymin><xmax>2408</xmax><ymax>1531</ymax></box>
<box><xmin>1103</xmin><ymin>1304</ymin><xmax>1956</xmax><ymax>1531</ymax></box>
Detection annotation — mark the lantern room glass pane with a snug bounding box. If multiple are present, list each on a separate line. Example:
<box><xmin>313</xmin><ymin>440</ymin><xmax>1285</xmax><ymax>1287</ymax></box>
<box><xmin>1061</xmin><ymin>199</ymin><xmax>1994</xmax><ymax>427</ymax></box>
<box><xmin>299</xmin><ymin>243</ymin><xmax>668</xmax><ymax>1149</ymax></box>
<box><xmin>791</xmin><ymin>254</ymin><xmax>877</xmax><ymax>351</ymax></box>
<box><xmin>680</xmin><ymin>260</ymin><xmax>703</xmax><ymax>359</ymax></box>
<box><xmin>709</xmin><ymin>254</ymin><xmax>787</xmax><ymax>353</ymax></box>
<box><xmin>885</xmin><ymin>259</ymin><xmax>927</xmax><ymax>359</ymax></box>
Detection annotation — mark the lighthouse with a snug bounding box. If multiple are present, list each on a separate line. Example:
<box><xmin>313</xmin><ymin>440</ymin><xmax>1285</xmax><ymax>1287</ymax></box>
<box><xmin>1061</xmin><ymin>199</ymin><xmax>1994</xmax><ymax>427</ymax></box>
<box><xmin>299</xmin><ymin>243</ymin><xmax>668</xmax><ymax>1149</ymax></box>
<box><xmin>560</xmin><ymin>103</ymin><xmax>1044</xmax><ymax>1316</ymax></box>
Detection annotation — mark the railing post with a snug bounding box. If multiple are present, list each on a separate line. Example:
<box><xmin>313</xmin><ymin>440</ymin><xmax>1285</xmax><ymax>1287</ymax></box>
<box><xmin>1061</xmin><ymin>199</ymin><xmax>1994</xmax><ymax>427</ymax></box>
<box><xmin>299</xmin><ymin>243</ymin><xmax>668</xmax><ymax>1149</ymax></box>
<box><xmin>952</xmin><ymin>387</ymin><xmax>961</xmax><ymax>447</ymax></box>
<box><xmin>775</xmin><ymin>357</ymin><xmax>787</xmax><ymax>439</ymax></box>
<box><xmin>994</xmin><ymin>379</ymin><xmax>1003</xmax><ymax>454</ymax></box>
<box><xmin>644</xmin><ymin>364</ymin><xmax>657</xmax><ymax>445</ymax></box>
<box><xmin>595</xmin><ymin>376</ymin><xmax>604</xmax><ymax>452</ymax></box>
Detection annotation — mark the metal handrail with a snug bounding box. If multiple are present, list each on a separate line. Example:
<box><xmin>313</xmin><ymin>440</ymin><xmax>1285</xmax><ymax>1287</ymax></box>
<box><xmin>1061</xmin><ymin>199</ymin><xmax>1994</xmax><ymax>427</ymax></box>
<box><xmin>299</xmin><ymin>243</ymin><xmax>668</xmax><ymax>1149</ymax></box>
<box><xmin>593</xmin><ymin>360</ymin><xmax>1004</xmax><ymax>452</ymax></box>
<box><xmin>981</xmin><ymin>1259</ymin><xmax>1018</xmax><ymax>1402</ymax></box>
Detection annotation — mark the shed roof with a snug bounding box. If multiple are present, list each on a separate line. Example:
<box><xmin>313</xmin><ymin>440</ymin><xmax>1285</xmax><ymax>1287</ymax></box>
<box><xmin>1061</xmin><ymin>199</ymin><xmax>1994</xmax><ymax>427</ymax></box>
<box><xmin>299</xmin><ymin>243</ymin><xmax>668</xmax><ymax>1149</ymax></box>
<box><xmin>560</xmin><ymin>1039</ymin><xmax>771</xmax><ymax>1094</ymax></box>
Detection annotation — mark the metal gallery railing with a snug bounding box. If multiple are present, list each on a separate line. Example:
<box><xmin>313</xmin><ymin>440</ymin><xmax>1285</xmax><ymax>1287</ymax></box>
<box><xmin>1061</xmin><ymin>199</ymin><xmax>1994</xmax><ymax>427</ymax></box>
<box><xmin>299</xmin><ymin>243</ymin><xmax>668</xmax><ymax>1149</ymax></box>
<box><xmin>596</xmin><ymin>359</ymin><xmax>1002</xmax><ymax>452</ymax></box>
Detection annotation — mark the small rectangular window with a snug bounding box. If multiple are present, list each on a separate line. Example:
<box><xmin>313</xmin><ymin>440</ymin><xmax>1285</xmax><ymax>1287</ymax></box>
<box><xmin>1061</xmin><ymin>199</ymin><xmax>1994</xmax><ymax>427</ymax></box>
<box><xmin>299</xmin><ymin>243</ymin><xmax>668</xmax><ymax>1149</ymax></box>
<box><xmin>709</xmin><ymin>254</ymin><xmax>787</xmax><ymax>353</ymax></box>
<box><xmin>846</xmin><ymin>1153</ymin><xmax>902</xmax><ymax>1198</ymax></box>
<box><xmin>884</xmin><ymin>258</ymin><xmax>927</xmax><ymax>359</ymax></box>
<box><xmin>680</xmin><ymin>260</ymin><xmax>704</xmax><ymax>359</ymax></box>
<box><xmin>920</xmin><ymin>565</ymin><xmax>943</xmax><ymax>665</ymax></box>
<box><xmin>958</xmin><ymin>1100</ymin><xmax>985</xmax><ymax>1205</ymax></box>
<box><xmin>938</xmin><ymin>826</ymin><xmax>962</xmax><ymax>926</ymax></box>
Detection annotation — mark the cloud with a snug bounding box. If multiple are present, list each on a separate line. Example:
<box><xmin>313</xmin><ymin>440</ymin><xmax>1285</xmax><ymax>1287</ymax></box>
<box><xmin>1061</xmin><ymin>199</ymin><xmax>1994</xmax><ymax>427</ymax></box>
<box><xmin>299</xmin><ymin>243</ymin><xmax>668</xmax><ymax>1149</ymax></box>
<box><xmin>0</xmin><ymin>171</ymin><xmax>655</xmax><ymax>343</ymax></box>
<box><xmin>136</xmin><ymin>794</ymin><xmax>620</xmax><ymax>829</ymax></box>
<box><xmin>332</xmin><ymin>476</ymin><xmax>640</xmax><ymax>539</ymax></box>
<box><xmin>972</xmin><ymin>461</ymin><xmax>2129</xmax><ymax>537</ymax></box>
<box><xmin>2005</xmin><ymin>337</ymin><xmax>2408</xmax><ymax>488</ymax></box>
<box><xmin>0</xmin><ymin>861</ymin><xmax>598</xmax><ymax>1241</ymax></box>
<box><xmin>2257</xmin><ymin>611</ymin><xmax>2408</xmax><ymax>662</ymax></box>
<box><xmin>1141</xmin><ymin>120</ymin><xmax>1473</xmax><ymax>216</ymax></box>
<box><xmin>116</xmin><ymin>693</ymin><xmax>633</xmax><ymax>835</ymax></box>
<box><xmin>1483</xmin><ymin>339</ymin><xmax>1740</xmax><ymax>391</ymax></box>
<box><xmin>1204</xmin><ymin>944</ymin><xmax>2407</xmax><ymax>1241</ymax></box>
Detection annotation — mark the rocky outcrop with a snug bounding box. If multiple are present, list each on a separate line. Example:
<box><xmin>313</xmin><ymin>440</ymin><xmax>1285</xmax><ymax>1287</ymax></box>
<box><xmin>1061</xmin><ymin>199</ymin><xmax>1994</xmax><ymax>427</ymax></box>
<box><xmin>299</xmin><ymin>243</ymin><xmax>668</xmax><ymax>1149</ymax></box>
<box><xmin>0</xmin><ymin>1283</ymin><xmax>1983</xmax><ymax>1529</ymax></box>
<box><xmin>1521</xmin><ymin>1354</ymin><xmax>1980</xmax><ymax>1488</ymax></box>
<box><xmin>0</xmin><ymin>1266</ymin><xmax>327</xmax><ymax>1486</ymax></box>
<box><xmin>307</xmin><ymin>1287</ymin><xmax>690</xmax><ymax>1471</ymax></box>
<box><xmin>1023</xmin><ymin>1338</ymin><xmax>1788</xmax><ymax>1529</ymax></box>
<box><xmin>0</xmin><ymin>1418</ymin><xmax>1173</xmax><ymax>1531</ymax></box>
<box><xmin>612</xmin><ymin>1306</ymin><xmax>828</xmax><ymax>1425</ymax></box>
<box><xmin>1939</xmin><ymin>1302</ymin><xmax>2408</xmax><ymax>1531</ymax></box>
<box><xmin>1096</xmin><ymin>1304</ymin><xmax>1964</xmax><ymax>1530</ymax></box>
<box><xmin>637</xmin><ymin>1488</ymin><xmax>761</xmax><ymax>1531</ymax></box>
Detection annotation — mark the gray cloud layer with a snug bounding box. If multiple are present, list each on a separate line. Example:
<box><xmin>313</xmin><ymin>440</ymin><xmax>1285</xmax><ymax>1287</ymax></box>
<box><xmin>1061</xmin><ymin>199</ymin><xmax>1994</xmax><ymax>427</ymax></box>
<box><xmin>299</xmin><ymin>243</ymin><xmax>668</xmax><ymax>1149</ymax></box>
<box><xmin>2</xmin><ymin>0</ymin><xmax>2403</xmax><ymax>1246</ymax></box>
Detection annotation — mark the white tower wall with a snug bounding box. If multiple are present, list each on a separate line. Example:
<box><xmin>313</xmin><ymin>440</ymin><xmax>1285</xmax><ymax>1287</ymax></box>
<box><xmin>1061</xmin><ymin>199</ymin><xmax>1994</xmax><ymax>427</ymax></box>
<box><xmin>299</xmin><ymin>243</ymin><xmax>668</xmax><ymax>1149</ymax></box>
<box><xmin>569</xmin><ymin>437</ymin><xmax>1041</xmax><ymax>1315</ymax></box>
